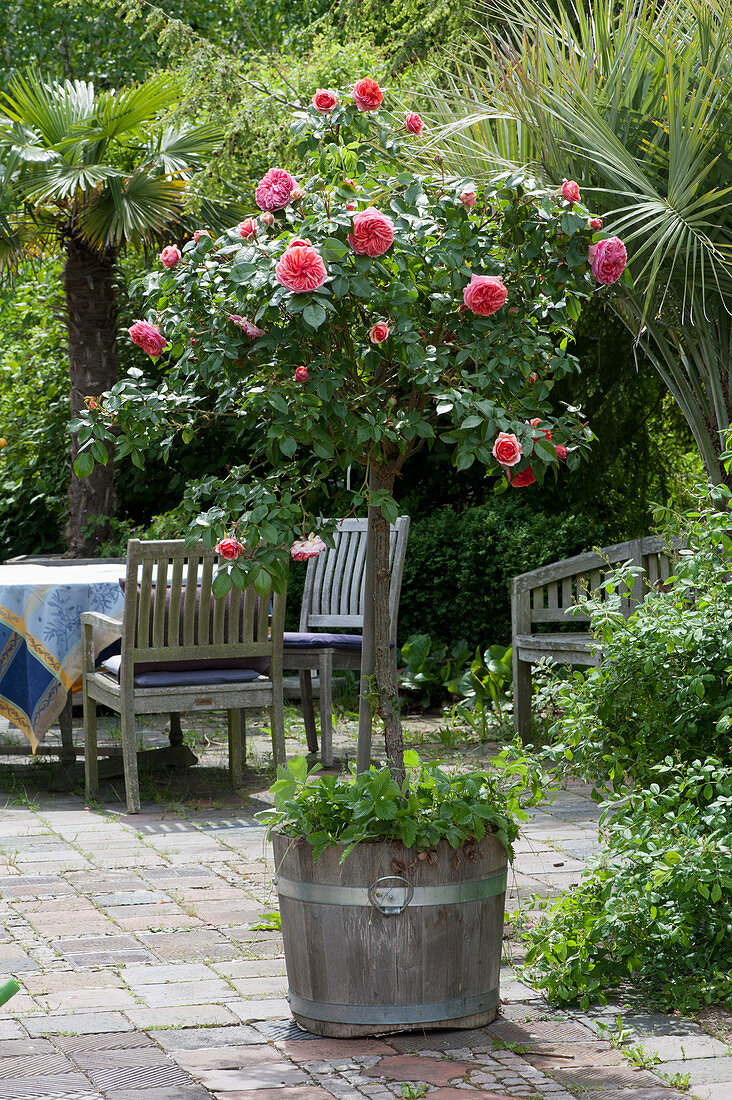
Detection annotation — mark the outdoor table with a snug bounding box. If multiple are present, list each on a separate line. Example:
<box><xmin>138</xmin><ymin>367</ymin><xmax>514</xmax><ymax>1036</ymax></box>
<box><xmin>0</xmin><ymin>561</ymin><xmax>126</xmax><ymax>759</ymax></box>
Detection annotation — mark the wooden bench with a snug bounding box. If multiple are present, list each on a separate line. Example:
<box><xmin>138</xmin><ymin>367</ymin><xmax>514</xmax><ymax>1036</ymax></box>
<box><xmin>511</xmin><ymin>536</ymin><xmax>677</xmax><ymax>739</ymax></box>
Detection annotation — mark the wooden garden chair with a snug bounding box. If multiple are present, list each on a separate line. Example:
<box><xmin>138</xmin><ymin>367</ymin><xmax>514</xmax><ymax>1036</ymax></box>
<box><xmin>81</xmin><ymin>539</ymin><xmax>286</xmax><ymax>814</ymax></box>
<box><xmin>511</xmin><ymin>535</ymin><xmax>677</xmax><ymax>740</ymax></box>
<box><xmin>283</xmin><ymin>516</ymin><xmax>410</xmax><ymax>767</ymax></box>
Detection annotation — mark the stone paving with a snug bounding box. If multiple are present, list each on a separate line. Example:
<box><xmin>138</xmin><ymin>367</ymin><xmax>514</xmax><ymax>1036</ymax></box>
<box><xmin>0</xmin><ymin>710</ymin><xmax>730</xmax><ymax>1100</ymax></box>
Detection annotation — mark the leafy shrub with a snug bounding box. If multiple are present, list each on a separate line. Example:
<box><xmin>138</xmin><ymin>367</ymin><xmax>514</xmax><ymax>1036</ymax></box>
<box><xmin>548</xmin><ymin>484</ymin><xmax>732</xmax><ymax>787</ymax></box>
<box><xmin>399</xmin><ymin>633</ymin><xmax>472</xmax><ymax>708</ymax></box>
<box><xmin>523</xmin><ymin>757</ymin><xmax>732</xmax><ymax>1012</ymax></box>
<box><xmin>398</xmin><ymin>497</ymin><xmax>607</xmax><ymax>650</ymax></box>
<box><xmin>0</xmin><ymin>265</ymin><xmax>69</xmax><ymax>558</ymax></box>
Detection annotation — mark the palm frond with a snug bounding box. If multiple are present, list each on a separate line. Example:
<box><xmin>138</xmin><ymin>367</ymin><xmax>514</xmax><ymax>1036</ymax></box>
<box><xmin>77</xmin><ymin>170</ymin><xmax>188</xmax><ymax>249</ymax></box>
<box><xmin>0</xmin><ymin>72</ymin><xmax>95</xmax><ymax>148</ymax></box>
<box><xmin>141</xmin><ymin>124</ymin><xmax>225</xmax><ymax>176</ymax></box>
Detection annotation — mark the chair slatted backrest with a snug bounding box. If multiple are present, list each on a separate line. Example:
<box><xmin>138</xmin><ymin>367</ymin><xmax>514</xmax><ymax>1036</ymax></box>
<box><xmin>299</xmin><ymin>517</ymin><xmax>410</xmax><ymax>645</ymax></box>
<box><xmin>513</xmin><ymin>535</ymin><xmax>679</xmax><ymax>633</ymax></box>
<box><xmin>121</xmin><ymin>539</ymin><xmax>284</xmax><ymax>683</ymax></box>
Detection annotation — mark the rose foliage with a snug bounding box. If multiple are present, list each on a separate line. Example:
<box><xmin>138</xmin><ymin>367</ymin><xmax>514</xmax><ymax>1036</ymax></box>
<box><xmin>76</xmin><ymin>83</ymin><xmax>620</xmax><ymax>601</ymax></box>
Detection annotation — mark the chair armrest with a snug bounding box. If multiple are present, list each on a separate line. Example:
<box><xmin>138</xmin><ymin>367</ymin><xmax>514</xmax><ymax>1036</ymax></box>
<box><xmin>80</xmin><ymin>611</ymin><xmax>123</xmax><ymax>633</ymax></box>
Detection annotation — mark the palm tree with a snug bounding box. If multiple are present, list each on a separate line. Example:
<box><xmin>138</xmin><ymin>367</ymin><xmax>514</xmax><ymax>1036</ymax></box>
<box><xmin>419</xmin><ymin>0</ymin><xmax>732</xmax><ymax>485</ymax></box>
<box><xmin>0</xmin><ymin>72</ymin><xmax>221</xmax><ymax>553</ymax></box>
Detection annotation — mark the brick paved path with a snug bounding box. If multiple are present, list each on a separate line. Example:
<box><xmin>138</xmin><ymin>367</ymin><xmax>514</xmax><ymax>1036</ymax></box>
<box><xmin>0</xmin><ymin>715</ymin><xmax>729</xmax><ymax>1100</ymax></box>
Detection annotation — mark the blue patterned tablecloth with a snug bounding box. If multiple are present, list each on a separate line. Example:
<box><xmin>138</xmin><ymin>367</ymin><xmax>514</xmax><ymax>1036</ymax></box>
<box><xmin>0</xmin><ymin>563</ymin><xmax>126</xmax><ymax>750</ymax></box>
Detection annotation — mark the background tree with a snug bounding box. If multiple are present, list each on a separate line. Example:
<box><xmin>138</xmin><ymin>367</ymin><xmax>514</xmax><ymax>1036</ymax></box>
<box><xmin>0</xmin><ymin>71</ymin><xmax>221</xmax><ymax>553</ymax></box>
<box><xmin>419</xmin><ymin>0</ymin><xmax>732</xmax><ymax>485</ymax></box>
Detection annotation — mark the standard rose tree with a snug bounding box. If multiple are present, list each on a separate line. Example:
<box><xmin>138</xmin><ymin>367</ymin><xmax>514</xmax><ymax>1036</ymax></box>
<box><xmin>78</xmin><ymin>78</ymin><xmax>627</xmax><ymax>778</ymax></box>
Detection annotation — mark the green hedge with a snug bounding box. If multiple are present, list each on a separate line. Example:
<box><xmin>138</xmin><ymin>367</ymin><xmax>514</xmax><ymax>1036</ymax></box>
<box><xmin>398</xmin><ymin>498</ymin><xmax>607</xmax><ymax>650</ymax></box>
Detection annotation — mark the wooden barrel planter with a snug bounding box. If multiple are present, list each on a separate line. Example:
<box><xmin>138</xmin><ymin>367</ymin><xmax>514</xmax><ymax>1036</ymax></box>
<box><xmin>272</xmin><ymin>831</ymin><xmax>508</xmax><ymax>1037</ymax></box>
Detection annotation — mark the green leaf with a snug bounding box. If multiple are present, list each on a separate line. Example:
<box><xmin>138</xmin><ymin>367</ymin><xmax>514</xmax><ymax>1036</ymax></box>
<box><xmin>303</xmin><ymin>302</ymin><xmax>327</xmax><ymax>329</ymax></box>
<box><xmin>73</xmin><ymin>452</ymin><xmax>94</xmax><ymax>478</ymax></box>
<box><xmin>320</xmin><ymin>237</ymin><xmax>348</xmax><ymax>259</ymax></box>
<box><xmin>212</xmin><ymin>570</ymin><xmax>232</xmax><ymax>598</ymax></box>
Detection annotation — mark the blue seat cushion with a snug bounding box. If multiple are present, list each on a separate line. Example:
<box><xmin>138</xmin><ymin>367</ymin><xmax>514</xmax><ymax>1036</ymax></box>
<box><xmin>100</xmin><ymin>654</ymin><xmax>262</xmax><ymax>689</ymax></box>
<box><xmin>283</xmin><ymin>632</ymin><xmax>363</xmax><ymax>651</ymax></box>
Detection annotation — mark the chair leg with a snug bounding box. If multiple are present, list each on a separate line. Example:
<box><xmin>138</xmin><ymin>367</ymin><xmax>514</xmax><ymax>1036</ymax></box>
<box><xmin>299</xmin><ymin>670</ymin><xmax>319</xmax><ymax>753</ymax></box>
<box><xmin>120</xmin><ymin>709</ymin><xmax>141</xmax><ymax>814</ymax></box>
<box><xmin>270</xmin><ymin>678</ymin><xmax>286</xmax><ymax>768</ymax></box>
<box><xmin>319</xmin><ymin>650</ymin><xmax>333</xmax><ymax>769</ymax></box>
<box><xmin>228</xmin><ymin>708</ymin><xmax>244</xmax><ymax>789</ymax></box>
<box><xmin>83</xmin><ymin>688</ymin><xmax>98</xmax><ymax>800</ymax></box>
<box><xmin>514</xmin><ymin>657</ymin><xmax>533</xmax><ymax>742</ymax></box>
<box><xmin>168</xmin><ymin>712</ymin><xmax>183</xmax><ymax>747</ymax></box>
<box><xmin>59</xmin><ymin>691</ymin><xmax>76</xmax><ymax>765</ymax></box>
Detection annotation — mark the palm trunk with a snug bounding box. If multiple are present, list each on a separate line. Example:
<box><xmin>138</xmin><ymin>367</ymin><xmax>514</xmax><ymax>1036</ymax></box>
<box><xmin>63</xmin><ymin>233</ymin><xmax>119</xmax><ymax>555</ymax></box>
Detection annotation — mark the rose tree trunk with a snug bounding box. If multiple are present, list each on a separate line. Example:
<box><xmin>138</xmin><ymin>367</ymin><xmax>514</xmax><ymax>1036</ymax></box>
<box><xmin>358</xmin><ymin>463</ymin><xmax>405</xmax><ymax>786</ymax></box>
<box><xmin>63</xmin><ymin>233</ymin><xmax>119</xmax><ymax>556</ymax></box>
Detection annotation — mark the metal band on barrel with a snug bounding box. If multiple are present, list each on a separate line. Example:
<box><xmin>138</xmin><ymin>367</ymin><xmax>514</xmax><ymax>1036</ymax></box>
<box><xmin>288</xmin><ymin>989</ymin><xmax>499</xmax><ymax>1025</ymax></box>
<box><xmin>275</xmin><ymin>870</ymin><xmax>507</xmax><ymax>907</ymax></box>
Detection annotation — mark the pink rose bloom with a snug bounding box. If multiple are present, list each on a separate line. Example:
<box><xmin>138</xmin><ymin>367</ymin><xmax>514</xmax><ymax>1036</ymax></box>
<box><xmin>237</xmin><ymin>218</ymin><xmax>257</xmax><ymax>238</ymax></box>
<box><xmin>348</xmin><ymin>207</ymin><xmax>394</xmax><ymax>257</ymax></box>
<box><xmin>405</xmin><ymin>111</ymin><xmax>423</xmax><ymax>135</ymax></box>
<box><xmin>369</xmin><ymin>322</ymin><xmax>391</xmax><ymax>344</ymax></box>
<box><xmin>509</xmin><ymin>466</ymin><xmax>537</xmax><ymax>488</ymax></box>
<box><xmin>463</xmin><ymin>274</ymin><xmax>508</xmax><ymax>316</ymax></box>
<box><xmin>529</xmin><ymin>417</ymin><xmax>552</xmax><ymax>442</ymax></box>
<box><xmin>229</xmin><ymin>315</ymin><xmax>265</xmax><ymax>338</ymax></box>
<box><xmin>589</xmin><ymin>217</ymin><xmax>603</xmax><ymax>230</ymax></box>
<box><xmin>352</xmin><ymin>77</ymin><xmax>383</xmax><ymax>111</ymax></box>
<box><xmin>160</xmin><ymin>245</ymin><xmax>181</xmax><ymax>269</ymax></box>
<box><xmin>260</xmin><ymin>212</ymin><xmax>275</xmax><ymax>227</ymax></box>
<box><xmin>255</xmin><ymin>167</ymin><xmax>298</xmax><ymax>211</ymax></box>
<box><xmin>312</xmin><ymin>88</ymin><xmax>338</xmax><ymax>113</ymax></box>
<box><xmin>588</xmin><ymin>237</ymin><xmax>627</xmax><ymax>285</ymax></box>
<box><xmin>294</xmin><ymin>366</ymin><xmax>309</xmax><ymax>382</ymax></box>
<box><xmin>492</xmin><ymin>432</ymin><xmax>522</xmax><ymax>467</ymax></box>
<box><xmin>555</xmin><ymin>444</ymin><xmax>568</xmax><ymax>461</ymax></box>
<box><xmin>193</xmin><ymin>229</ymin><xmax>209</xmax><ymax>243</ymax></box>
<box><xmin>216</xmin><ymin>537</ymin><xmax>244</xmax><ymax>561</ymax></box>
<box><xmin>129</xmin><ymin>320</ymin><xmax>166</xmax><ymax>357</ymax></box>
<box><xmin>562</xmin><ymin>179</ymin><xmax>581</xmax><ymax>204</ymax></box>
<box><xmin>459</xmin><ymin>190</ymin><xmax>477</xmax><ymax>207</ymax></box>
<box><xmin>275</xmin><ymin>243</ymin><xmax>327</xmax><ymax>293</ymax></box>
<box><xmin>291</xmin><ymin>534</ymin><xmax>327</xmax><ymax>561</ymax></box>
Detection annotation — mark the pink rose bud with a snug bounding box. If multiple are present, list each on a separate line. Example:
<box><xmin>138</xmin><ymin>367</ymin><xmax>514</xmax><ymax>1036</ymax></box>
<box><xmin>290</xmin><ymin>534</ymin><xmax>327</xmax><ymax>561</ymax></box>
<box><xmin>589</xmin><ymin>218</ymin><xmax>603</xmax><ymax>230</ymax></box>
<box><xmin>509</xmin><ymin>466</ymin><xmax>537</xmax><ymax>488</ymax></box>
<box><xmin>260</xmin><ymin>212</ymin><xmax>275</xmax><ymax>227</ymax></box>
<box><xmin>193</xmin><ymin>229</ymin><xmax>209</xmax><ymax>243</ymax></box>
<box><xmin>528</xmin><ymin>373</ymin><xmax>538</xmax><ymax>384</ymax></box>
<box><xmin>160</xmin><ymin>244</ymin><xmax>181</xmax><ymax>269</ymax></box>
<box><xmin>530</xmin><ymin>417</ymin><xmax>552</xmax><ymax>442</ymax></box>
<box><xmin>237</xmin><ymin>218</ymin><xmax>257</xmax><ymax>238</ymax></box>
<box><xmin>229</xmin><ymin>314</ymin><xmax>265</xmax><ymax>338</ymax></box>
<box><xmin>463</xmin><ymin>274</ymin><xmax>508</xmax><ymax>316</ymax></box>
<box><xmin>294</xmin><ymin>366</ymin><xmax>309</xmax><ymax>382</ymax></box>
<box><xmin>255</xmin><ymin>167</ymin><xmax>298</xmax><ymax>211</ymax></box>
<box><xmin>348</xmin><ymin>207</ymin><xmax>394</xmax><ymax>257</ymax></box>
<box><xmin>369</xmin><ymin>322</ymin><xmax>391</xmax><ymax>344</ymax></box>
<box><xmin>459</xmin><ymin>191</ymin><xmax>477</xmax><ymax>207</ymax></box>
<box><xmin>588</xmin><ymin>236</ymin><xmax>627</xmax><ymax>285</ymax></box>
<box><xmin>346</xmin><ymin>202</ymin><xmax>356</xmax><ymax>211</ymax></box>
<box><xmin>561</xmin><ymin>179</ymin><xmax>581</xmax><ymax>204</ymax></box>
<box><xmin>555</xmin><ymin>444</ymin><xmax>568</xmax><ymax>461</ymax></box>
<box><xmin>312</xmin><ymin>88</ymin><xmax>338</xmax><ymax>113</ymax></box>
<box><xmin>216</xmin><ymin>537</ymin><xmax>244</xmax><ymax>561</ymax></box>
<box><xmin>405</xmin><ymin>111</ymin><xmax>423</xmax><ymax>135</ymax></box>
<box><xmin>492</xmin><ymin>432</ymin><xmax>523</xmax><ymax>467</ymax></box>
<box><xmin>290</xmin><ymin>184</ymin><xmax>305</xmax><ymax>201</ymax></box>
<box><xmin>129</xmin><ymin>320</ymin><xmax>166</xmax><ymax>358</ymax></box>
<box><xmin>352</xmin><ymin>77</ymin><xmax>383</xmax><ymax>111</ymax></box>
